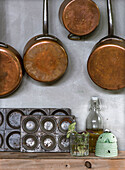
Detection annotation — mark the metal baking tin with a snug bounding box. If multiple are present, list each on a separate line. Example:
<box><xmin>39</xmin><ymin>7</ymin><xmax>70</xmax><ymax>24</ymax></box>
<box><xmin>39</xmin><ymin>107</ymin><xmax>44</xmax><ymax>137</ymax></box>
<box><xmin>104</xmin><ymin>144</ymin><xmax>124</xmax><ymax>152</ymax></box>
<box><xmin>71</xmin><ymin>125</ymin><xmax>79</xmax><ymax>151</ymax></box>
<box><xmin>0</xmin><ymin>109</ymin><xmax>5</xmax><ymax>131</ymax></box>
<box><xmin>5</xmin><ymin>109</ymin><xmax>27</xmax><ymax>130</ymax></box>
<box><xmin>0</xmin><ymin>108</ymin><xmax>71</xmax><ymax>152</ymax></box>
<box><xmin>0</xmin><ymin>131</ymin><xmax>4</xmax><ymax>151</ymax></box>
<box><xmin>21</xmin><ymin>115</ymin><xmax>76</xmax><ymax>152</ymax></box>
<box><xmin>4</xmin><ymin>130</ymin><xmax>20</xmax><ymax>151</ymax></box>
<box><xmin>49</xmin><ymin>108</ymin><xmax>71</xmax><ymax>116</ymax></box>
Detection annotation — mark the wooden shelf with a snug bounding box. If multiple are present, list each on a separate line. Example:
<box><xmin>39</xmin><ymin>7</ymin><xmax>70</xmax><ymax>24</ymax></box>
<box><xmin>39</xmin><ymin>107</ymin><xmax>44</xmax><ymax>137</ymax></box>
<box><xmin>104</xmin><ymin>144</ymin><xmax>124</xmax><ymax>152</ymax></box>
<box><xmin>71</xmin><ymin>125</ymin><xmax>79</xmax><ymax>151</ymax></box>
<box><xmin>0</xmin><ymin>151</ymin><xmax>125</xmax><ymax>170</ymax></box>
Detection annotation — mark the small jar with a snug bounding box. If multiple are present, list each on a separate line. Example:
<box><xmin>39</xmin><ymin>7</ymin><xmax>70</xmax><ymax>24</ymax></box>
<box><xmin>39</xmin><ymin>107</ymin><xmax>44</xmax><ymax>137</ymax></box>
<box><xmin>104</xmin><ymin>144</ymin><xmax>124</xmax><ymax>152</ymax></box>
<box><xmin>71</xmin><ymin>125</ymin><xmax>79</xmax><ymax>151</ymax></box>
<box><xmin>70</xmin><ymin>133</ymin><xmax>89</xmax><ymax>156</ymax></box>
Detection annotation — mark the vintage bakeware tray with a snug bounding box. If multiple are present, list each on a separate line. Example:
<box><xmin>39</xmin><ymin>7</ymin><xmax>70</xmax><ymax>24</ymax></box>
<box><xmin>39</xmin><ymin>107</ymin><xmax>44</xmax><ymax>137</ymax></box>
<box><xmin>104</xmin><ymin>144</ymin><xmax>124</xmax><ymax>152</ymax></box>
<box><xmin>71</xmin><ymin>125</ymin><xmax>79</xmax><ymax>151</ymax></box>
<box><xmin>21</xmin><ymin>115</ymin><xmax>76</xmax><ymax>152</ymax></box>
<box><xmin>0</xmin><ymin>108</ymin><xmax>71</xmax><ymax>152</ymax></box>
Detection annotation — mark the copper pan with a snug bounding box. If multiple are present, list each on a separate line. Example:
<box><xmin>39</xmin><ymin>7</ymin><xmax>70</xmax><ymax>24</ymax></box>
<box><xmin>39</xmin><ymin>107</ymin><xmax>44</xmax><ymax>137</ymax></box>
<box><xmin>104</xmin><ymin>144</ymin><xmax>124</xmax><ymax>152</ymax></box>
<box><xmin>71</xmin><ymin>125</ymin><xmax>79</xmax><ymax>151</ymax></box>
<box><xmin>0</xmin><ymin>42</ymin><xmax>23</xmax><ymax>97</ymax></box>
<box><xmin>87</xmin><ymin>0</ymin><xmax>125</xmax><ymax>90</ymax></box>
<box><xmin>23</xmin><ymin>0</ymin><xmax>68</xmax><ymax>83</ymax></box>
<box><xmin>59</xmin><ymin>0</ymin><xmax>100</xmax><ymax>40</ymax></box>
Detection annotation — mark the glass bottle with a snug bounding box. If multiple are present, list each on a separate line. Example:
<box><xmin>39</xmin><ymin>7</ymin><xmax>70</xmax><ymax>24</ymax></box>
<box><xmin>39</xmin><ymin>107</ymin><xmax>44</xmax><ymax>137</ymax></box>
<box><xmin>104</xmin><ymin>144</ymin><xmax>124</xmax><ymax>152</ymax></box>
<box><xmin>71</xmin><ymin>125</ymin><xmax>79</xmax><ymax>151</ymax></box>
<box><xmin>86</xmin><ymin>97</ymin><xmax>104</xmax><ymax>153</ymax></box>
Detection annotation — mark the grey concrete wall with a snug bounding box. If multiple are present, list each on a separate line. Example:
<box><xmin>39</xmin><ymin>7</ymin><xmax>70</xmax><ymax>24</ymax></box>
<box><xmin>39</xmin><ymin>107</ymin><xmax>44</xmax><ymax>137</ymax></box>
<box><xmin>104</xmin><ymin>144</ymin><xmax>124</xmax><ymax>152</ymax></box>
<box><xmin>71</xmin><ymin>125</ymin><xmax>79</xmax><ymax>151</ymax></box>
<box><xmin>0</xmin><ymin>0</ymin><xmax>125</xmax><ymax>150</ymax></box>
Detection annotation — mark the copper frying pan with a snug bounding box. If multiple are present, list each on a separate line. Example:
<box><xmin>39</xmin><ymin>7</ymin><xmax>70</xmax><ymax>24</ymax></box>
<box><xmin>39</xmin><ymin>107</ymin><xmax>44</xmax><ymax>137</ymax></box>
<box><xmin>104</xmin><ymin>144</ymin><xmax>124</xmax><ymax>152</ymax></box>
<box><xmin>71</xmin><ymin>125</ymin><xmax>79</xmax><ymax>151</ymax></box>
<box><xmin>23</xmin><ymin>0</ymin><xmax>68</xmax><ymax>83</ymax></box>
<box><xmin>59</xmin><ymin>0</ymin><xmax>100</xmax><ymax>40</ymax></box>
<box><xmin>87</xmin><ymin>0</ymin><xmax>125</xmax><ymax>90</ymax></box>
<box><xmin>0</xmin><ymin>42</ymin><xmax>23</xmax><ymax>97</ymax></box>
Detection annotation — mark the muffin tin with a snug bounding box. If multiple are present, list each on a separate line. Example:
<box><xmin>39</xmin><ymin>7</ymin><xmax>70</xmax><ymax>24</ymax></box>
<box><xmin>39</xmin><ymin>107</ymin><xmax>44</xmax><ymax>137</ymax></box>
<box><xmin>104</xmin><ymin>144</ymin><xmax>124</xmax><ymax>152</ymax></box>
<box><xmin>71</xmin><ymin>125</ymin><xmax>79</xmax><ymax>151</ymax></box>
<box><xmin>0</xmin><ymin>131</ymin><xmax>4</xmax><ymax>151</ymax></box>
<box><xmin>21</xmin><ymin>115</ymin><xmax>76</xmax><ymax>152</ymax></box>
<box><xmin>5</xmin><ymin>109</ymin><xmax>27</xmax><ymax>130</ymax></box>
<box><xmin>49</xmin><ymin>108</ymin><xmax>71</xmax><ymax>116</ymax></box>
<box><xmin>27</xmin><ymin>108</ymin><xmax>49</xmax><ymax>116</ymax></box>
<box><xmin>4</xmin><ymin>130</ymin><xmax>21</xmax><ymax>151</ymax></box>
<box><xmin>0</xmin><ymin>108</ymin><xmax>71</xmax><ymax>152</ymax></box>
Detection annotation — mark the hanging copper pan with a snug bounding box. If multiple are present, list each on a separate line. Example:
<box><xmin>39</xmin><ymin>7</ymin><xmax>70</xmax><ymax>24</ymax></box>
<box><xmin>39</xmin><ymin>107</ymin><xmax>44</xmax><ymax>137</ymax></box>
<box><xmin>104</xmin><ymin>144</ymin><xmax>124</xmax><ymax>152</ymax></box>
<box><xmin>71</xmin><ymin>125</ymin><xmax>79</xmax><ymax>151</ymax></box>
<box><xmin>23</xmin><ymin>0</ymin><xmax>68</xmax><ymax>83</ymax></box>
<box><xmin>0</xmin><ymin>42</ymin><xmax>23</xmax><ymax>97</ymax></box>
<box><xmin>59</xmin><ymin>0</ymin><xmax>100</xmax><ymax>40</ymax></box>
<box><xmin>87</xmin><ymin>0</ymin><xmax>125</xmax><ymax>90</ymax></box>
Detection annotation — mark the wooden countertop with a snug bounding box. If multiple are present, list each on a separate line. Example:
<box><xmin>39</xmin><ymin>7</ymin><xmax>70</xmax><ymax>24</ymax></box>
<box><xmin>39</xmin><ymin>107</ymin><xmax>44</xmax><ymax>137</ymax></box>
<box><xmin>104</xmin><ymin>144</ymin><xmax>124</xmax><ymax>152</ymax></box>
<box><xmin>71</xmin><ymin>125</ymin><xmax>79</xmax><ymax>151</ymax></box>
<box><xmin>0</xmin><ymin>151</ymin><xmax>125</xmax><ymax>170</ymax></box>
<box><xmin>0</xmin><ymin>151</ymin><xmax>124</xmax><ymax>159</ymax></box>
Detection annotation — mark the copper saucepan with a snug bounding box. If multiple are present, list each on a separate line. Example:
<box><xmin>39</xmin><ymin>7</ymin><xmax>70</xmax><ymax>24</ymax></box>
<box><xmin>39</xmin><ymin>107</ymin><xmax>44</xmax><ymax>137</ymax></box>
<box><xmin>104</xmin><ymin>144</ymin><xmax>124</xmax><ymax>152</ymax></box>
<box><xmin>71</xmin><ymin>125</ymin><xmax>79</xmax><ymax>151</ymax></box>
<box><xmin>59</xmin><ymin>0</ymin><xmax>100</xmax><ymax>40</ymax></box>
<box><xmin>0</xmin><ymin>43</ymin><xmax>23</xmax><ymax>97</ymax></box>
<box><xmin>23</xmin><ymin>0</ymin><xmax>68</xmax><ymax>83</ymax></box>
<box><xmin>87</xmin><ymin>0</ymin><xmax>125</xmax><ymax>90</ymax></box>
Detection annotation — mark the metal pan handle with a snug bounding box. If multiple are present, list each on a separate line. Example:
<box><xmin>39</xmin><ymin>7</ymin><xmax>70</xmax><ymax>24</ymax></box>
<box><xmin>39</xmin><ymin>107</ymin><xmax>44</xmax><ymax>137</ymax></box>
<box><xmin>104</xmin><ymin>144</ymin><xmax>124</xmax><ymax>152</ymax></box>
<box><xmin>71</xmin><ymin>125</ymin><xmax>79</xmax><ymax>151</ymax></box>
<box><xmin>0</xmin><ymin>42</ymin><xmax>8</xmax><ymax>48</ymax></box>
<box><xmin>68</xmin><ymin>33</ymin><xmax>82</xmax><ymax>40</ymax></box>
<box><xmin>43</xmin><ymin>0</ymin><xmax>48</xmax><ymax>35</ymax></box>
<box><xmin>107</xmin><ymin>0</ymin><xmax>114</xmax><ymax>36</ymax></box>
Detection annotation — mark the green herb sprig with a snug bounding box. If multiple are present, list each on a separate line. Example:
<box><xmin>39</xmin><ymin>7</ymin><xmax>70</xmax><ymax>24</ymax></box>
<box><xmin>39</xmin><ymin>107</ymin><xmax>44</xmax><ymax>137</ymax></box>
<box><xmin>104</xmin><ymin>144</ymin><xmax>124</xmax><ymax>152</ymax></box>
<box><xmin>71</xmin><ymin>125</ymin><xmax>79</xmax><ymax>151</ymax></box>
<box><xmin>67</xmin><ymin>122</ymin><xmax>89</xmax><ymax>156</ymax></box>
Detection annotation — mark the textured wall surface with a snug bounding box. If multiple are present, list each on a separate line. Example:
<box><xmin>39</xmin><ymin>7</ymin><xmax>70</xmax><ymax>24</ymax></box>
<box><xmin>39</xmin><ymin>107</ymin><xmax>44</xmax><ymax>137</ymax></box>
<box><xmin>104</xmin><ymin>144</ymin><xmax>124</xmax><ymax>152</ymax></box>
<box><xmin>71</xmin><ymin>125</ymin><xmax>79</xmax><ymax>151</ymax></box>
<box><xmin>0</xmin><ymin>0</ymin><xmax>125</xmax><ymax>150</ymax></box>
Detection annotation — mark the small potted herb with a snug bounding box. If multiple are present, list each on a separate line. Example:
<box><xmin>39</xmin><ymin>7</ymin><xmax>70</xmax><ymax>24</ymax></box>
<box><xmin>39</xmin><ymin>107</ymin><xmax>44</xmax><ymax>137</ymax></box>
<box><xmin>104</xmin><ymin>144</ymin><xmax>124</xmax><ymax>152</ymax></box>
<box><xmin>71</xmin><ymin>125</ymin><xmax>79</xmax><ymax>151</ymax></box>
<box><xmin>67</xmin><ymin>122</ymin><xmax>89</xmax><ymax>156</ymax></box>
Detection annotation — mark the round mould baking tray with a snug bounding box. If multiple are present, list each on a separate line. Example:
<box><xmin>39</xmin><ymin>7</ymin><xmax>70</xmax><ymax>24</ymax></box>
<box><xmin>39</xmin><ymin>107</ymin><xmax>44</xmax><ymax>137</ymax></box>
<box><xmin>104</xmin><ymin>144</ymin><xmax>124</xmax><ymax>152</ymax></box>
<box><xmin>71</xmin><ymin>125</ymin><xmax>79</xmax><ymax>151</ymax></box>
<box><xmin>6</xmin><ymin>131</ymin><xmax>20</xmax><ymax>150</ymax></box>
<box><xmin>0</xmin><ymin>134</ymin><xmax>4</xmax><ymax>148</ymax></box>
<box><xmin>41</xmin><ymin>135</ymin><xmax>56</xmax><ymax>151</ymax></box>
<box><xmin>51</xmin><ymin>109</ymin><xmax>69</xmax><ymax>116</ymax></box>
<box><xmin>22</xmin><ymin>117</ymin><xmax>39</xmax><ymax>134</ymax></box>
<box><xmin>59</xmin><ymin>117</ymin><xmax>73</xmax><ymax>133</ymax></box>
<box><xmin>22</xmin><ymin>134</ymin><xmax>38</xmax><ymax>150</ymax></box>
<box><xmin>40</xmin><ymin>117</ymin><xmax>56</xmax><ymax>133</ymax></box>
<box><xmin>30</xmin><ymin>109</ymin><xmax>47</xmax><ymax>116</ymax></box>
<box><xmin>0</xmin><ymin>112</ymin><xmax>4</xmax><ymax>126</ymax></box>
<box><xmin>58</xmin><ymin>135</ymin><xmax>69</xmax><ymax>150</ymax></box>
<box><xmin>6</xmin><ymin>109</ymin><xmax>24</xmax><ymax>129</ymax></box>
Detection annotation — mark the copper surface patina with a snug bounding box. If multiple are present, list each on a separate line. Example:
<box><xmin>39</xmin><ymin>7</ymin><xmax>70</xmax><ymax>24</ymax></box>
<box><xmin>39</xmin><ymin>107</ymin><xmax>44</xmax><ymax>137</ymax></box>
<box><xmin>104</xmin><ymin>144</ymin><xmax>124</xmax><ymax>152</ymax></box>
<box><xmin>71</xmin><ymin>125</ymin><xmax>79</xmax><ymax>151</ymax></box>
<box><xmin>62</xmin><ymin>0</ymin><xmax>100</xmax><ymax>36</ymax></box>
<box><xmin>87</xmin><ymin>0</ymin><xmax>125</xmax><ymax>90</ymax></box>
<box><xmin>24</xmin><ymin>0</ymin><xmax>68</xmax><ymax>83</ymax></box>
<box><xmin>87</xmin><ymin>41</ymin><xmax>125</xmax><ymax>90</ymax></box>
<box><xmin>23</xmin><ymin>40</ymin><xmax>68</xmax><ymax>82</ymax></box>
<box><xmin>0</xmin><ymin>47</ymin><xmax>23</xmax><ymax>97</ymax></box>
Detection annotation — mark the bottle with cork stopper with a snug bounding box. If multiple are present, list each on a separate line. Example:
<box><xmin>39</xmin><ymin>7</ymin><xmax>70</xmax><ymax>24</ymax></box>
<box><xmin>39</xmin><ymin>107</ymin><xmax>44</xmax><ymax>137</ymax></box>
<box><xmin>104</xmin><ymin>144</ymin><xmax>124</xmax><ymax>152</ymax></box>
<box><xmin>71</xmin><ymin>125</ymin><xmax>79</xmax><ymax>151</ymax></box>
<box><xmin>86</xmin><ymin>96</ymin><xmax>104</xmax><ymax>153</ymax></box>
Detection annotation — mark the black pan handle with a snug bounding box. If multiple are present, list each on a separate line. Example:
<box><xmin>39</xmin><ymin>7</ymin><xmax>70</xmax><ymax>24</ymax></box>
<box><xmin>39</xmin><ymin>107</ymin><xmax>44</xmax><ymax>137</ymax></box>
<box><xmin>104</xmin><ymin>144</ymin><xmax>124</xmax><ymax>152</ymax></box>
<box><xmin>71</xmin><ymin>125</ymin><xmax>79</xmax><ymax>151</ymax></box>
<box><xmin>107</xmin><ymin>0</ymin><xmax>114</xmax><ymax>36</ymax></box>
<box><xmin>0</xmin><ymin>42</ymin><xmax>8</xmax><ymax>48</ymax></box>
<box><xmin>43</xmin><ymin>0</ymin><xmax>48</xmax><ymax>35</ymax></box>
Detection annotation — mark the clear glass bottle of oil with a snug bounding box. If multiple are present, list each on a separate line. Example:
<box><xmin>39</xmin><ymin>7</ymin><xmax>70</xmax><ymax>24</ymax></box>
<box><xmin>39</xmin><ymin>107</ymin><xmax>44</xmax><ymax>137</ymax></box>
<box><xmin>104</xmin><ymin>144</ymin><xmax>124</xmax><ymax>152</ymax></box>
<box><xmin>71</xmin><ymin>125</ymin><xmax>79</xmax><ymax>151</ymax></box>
<box><xmin>86</xmin><ymin>97</ymin><xmax>104</xmax><ymax>153</ymax></box>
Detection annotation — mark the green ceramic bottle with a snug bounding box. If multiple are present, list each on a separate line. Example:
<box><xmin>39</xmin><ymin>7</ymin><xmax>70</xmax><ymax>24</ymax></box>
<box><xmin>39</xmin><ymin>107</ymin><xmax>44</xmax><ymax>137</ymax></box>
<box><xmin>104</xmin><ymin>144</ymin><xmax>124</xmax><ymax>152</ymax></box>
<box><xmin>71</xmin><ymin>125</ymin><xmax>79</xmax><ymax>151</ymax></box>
<box><xmin>86</xmin><ymin>97</ymin><xmax>104</xmax><ymax>153</ymax></box>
